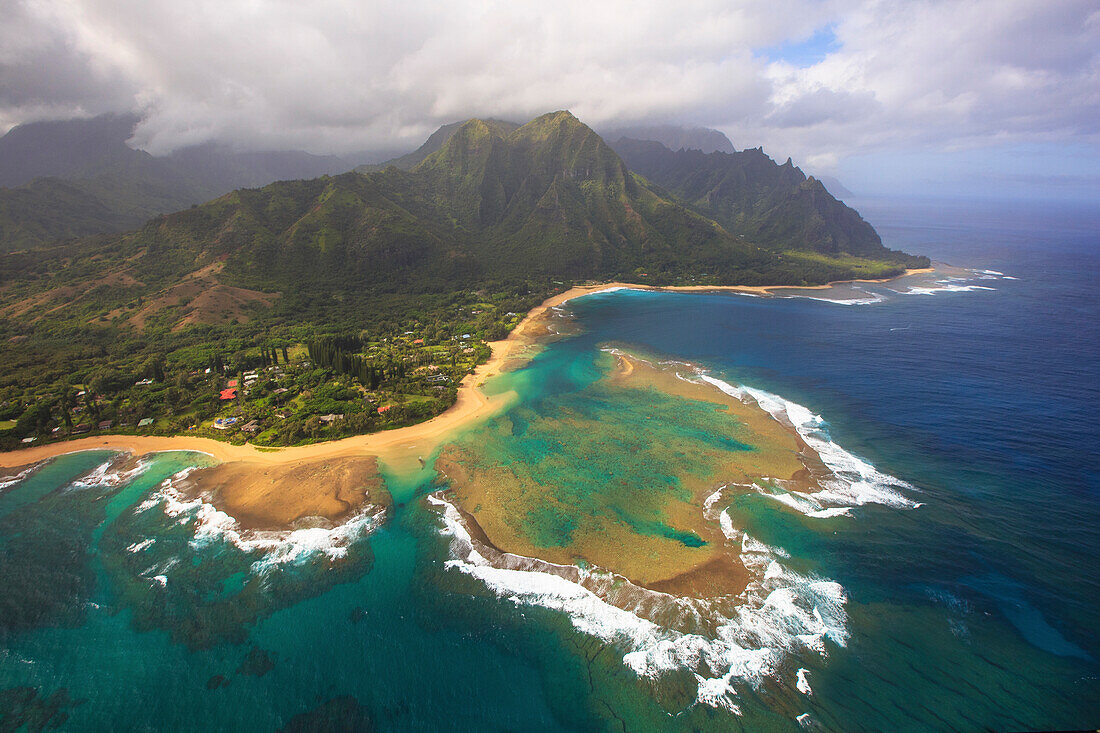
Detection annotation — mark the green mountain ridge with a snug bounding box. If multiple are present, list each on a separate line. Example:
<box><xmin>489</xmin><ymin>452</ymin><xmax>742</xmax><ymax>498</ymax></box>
<box><xmin>609</xmin><ymin>137</ymin><xmax>922</xmax><ymax>265</ymax></box>
<box><xmin>100</xmin><ymin>112</ymin><xmax>776</xmax><ymax>303</ymax></box>
<box><xmin>354</xmin><ymin>119</ymin><xmax>520</xmax><ymax>174</ymax></box>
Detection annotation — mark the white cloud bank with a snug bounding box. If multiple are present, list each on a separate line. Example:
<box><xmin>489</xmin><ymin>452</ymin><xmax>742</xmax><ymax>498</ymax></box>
<box><xmin>1</xmin><ymin>0</ymin><xmax>1097</xmax><ymax>171</ymax></box>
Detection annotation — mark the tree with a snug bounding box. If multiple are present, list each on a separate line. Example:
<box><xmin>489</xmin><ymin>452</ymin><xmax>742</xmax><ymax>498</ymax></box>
<box><xmin>15</xmin><ymin>401</ymin><xmax>53</xmax><ymax>437</ymax></box>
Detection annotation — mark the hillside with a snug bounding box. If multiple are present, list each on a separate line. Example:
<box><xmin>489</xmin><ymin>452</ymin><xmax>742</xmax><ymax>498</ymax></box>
<box><xmin>0</xmin><ymin>115</ymin><xmax>366</xmax><ymax>252</ymax></box>
<box><xmin>609</xmin><ymin>138</ymin><xmax>924</xmax><ymax>265</ymax></box>
<box><xmin>354</xmin><ymin>119</ymin><xmax>520</xmax><ymax>173</ymax></box>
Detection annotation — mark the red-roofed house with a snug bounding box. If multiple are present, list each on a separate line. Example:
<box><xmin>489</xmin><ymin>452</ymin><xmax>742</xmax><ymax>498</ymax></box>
<box><xmin>219</xmin><ymin>388</ymin><xmax>237</xmax><ymax>400</ymax></box>
<box><xmin>413</xmin><ymin>338</ymin><xmax>424</xmax><ymax>344</ymax></box>
<box><xmin>227</xmin><ymin>379</ymin><xmax>239</xmax><ymax>387</ymax></box>
<box><xmin>377</xmin><ymin>405</ymin><xmax>392</xmax><ymax>414</ymax></box>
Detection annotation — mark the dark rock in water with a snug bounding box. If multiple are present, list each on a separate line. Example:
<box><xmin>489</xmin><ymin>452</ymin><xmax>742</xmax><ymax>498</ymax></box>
<box><xmin>0</xmin><ymin>685</ymin><xmax>83</xmax><ymax>732</ymax></box>
<box><xmin>278</xmin><ymin>696</ymin><xmax>375</xmax><ymax>733</ymax></box>
<box><xmin>205</xmin><ymin>675</ymin><xmax>228</xmax><ymax>690</ymax></box>
<box><xmin>348</xmin><ymin>606</ymin><xmax>368</xmax><ymax>624</ymax></box>
<box><xmin>236</xmin><ymin>646</ymin><xmax>276</xmax><ymax>677</ymax></box>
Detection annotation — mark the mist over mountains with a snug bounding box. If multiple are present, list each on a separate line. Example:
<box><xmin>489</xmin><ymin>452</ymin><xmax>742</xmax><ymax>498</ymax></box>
<box><xmin>0</xmin><ymin>114</ymin><xmax>377</xmax><ymax>252</ymax></box>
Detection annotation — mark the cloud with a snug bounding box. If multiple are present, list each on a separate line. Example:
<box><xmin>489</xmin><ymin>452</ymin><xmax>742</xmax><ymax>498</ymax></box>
<box><xmin>0</xmin><ymin>0</ymin><xmax>1097</xmax><ymax>175</ymax></box>
<box><xmin>750</xmin><ymin>0</ymin><xmax>1100</xmax><ymax>169</ymax></box>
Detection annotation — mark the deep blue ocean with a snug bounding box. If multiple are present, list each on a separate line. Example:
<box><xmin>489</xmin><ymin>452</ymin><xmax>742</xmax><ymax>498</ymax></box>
<box><xmin>1</xmin><ymin>197</ymin><xmax>1097</xmax><ymax>731</ymax></box>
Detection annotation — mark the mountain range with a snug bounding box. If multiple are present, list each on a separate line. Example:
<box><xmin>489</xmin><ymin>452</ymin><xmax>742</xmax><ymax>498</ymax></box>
<box><xmin>1</xmin><ymin>111</ymin><xmax>926</xmax><ymax>340</ymax></box>
<box><xmin>0</xmin><ymin>114</ymin><xmax>373</xmax><ymax>253</ymax></box>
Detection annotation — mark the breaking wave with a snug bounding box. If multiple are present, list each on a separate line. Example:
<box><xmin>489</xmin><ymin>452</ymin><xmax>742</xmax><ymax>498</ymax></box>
<box><xmin>135</xmin><ymin>468</ymin><xmax>385</xmax><ymax>574</ymax></box>
<box><xmin>0</xmin><ymin>463</ymin><xmax>43</xmax><ymax>492</ymax></box>
<box><xmin>67</xmin><ymin>457</ymin><xmax>151</xmax><ymax>491</ymax></box>
<box><xmin>696</xmin><ymin>374</ymin><xmax>919</xmax><ymax>514</ymax></box>
<box><xmin>425</xmin><ymin>355</ymin><xmax>926</xmax><ymax>713</ymax></box>
<box><xmin>900</xmin><ymin>268</ymin><xmax>1016</xmax><ymax>296</ymax></box>
<box><xmin>429</xmin><ymin>491</ymin><xmax>850</xmax><ymax>714</ymax></box>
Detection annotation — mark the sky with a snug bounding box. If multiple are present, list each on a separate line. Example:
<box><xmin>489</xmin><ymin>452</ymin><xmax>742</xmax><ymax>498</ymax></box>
<box><xmin>1</xmin><ymin>0</ymin><xmax>1098</xmax><ymax>200</ymax></box>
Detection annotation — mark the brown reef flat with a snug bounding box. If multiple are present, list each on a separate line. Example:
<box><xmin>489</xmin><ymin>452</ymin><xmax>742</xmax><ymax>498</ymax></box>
<box><xmin>436</xmin><ymin>350</ymin><xmax>834</xmax><ymax>599</ymax></box>
<box><xmin>175</xmin><ymin>456</ymin><xmax>389</xmax><ymax>530</ymax></box>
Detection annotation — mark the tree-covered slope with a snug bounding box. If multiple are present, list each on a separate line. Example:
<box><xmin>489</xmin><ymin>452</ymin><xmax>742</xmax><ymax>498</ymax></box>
<box><xmin>110</xmin><ymin>112</ymin><xmax>781</xmax><ymax>298</ymax></box>
<box><xmin>609</xmin><ymin>138</ymin><xmax>926</xmax><ymax>266</ymax></box>
<box><xmin>354</xmin><ymin>119</ymin><xmax>520</xmax><ymax>173</ymax></box>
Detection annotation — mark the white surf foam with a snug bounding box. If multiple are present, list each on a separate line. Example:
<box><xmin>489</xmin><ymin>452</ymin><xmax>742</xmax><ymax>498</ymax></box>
<box><xmin>781</xmin><ymin>291</ymin><xmax>886</xmax><ymax>306</ymax></box>
<box><xmin>67</xmin><ymin>457</ymin><xmax>150</xmax><ymax>491</ymax></box>
<box><xmin>126</xmin><ymin>538</ymin><xmax>155</xmax><ymax>553</ymax></box>
<box><xmin>0</xmin><ymin>464</ymin><xmax>42</xmax><ymax>492</ymax></box>
<box><xmin>140</xmin><ymin>468</ymin><xmax>385</xmax><ymax>574</ymax></box>
<box><xmin>697</xmin><ymin>374</ymin><xmax>918</xmax><ymax>515</ymax></box>
<box><xmin>905</xmin><ymin>282</ymin><xmax>996</xmax><ymax>295</ymax></box>
<box><xmin>430</xmin><ymin>493</ymin><xmax>849</xmax><ymax>714</ymax></box>
<box><xmin>796</xmin><ymin>667</ymin><xmax>813</xmax><ymax>695</ymax></box>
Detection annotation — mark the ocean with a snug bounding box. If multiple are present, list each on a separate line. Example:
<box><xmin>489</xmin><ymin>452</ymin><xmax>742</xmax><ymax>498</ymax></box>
<box><xmin>1</xmin><ymin>197</ymin><xmax>1097</xmax><ymax>731</ymax></box>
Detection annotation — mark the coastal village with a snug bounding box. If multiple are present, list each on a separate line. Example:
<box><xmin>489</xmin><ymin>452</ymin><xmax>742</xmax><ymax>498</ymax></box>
<box><xmin>0</xmin><ymin>300</ymin><xmax>522</xmax><ymax>450</ymax></box>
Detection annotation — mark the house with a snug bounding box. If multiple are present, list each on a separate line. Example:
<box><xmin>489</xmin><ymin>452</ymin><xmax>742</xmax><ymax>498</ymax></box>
<box><xmin>227</xmin><ymin>379</ymin><xmax>239</xmax><ymax>387</ymax></box>
<box><xmin>273</xmin><ymin>387</ymin><xmax>289</xmax><ymax>394</ymax></box>
<box><xmin>21</xmin><ymin>436</ymin><xmax>35</xmax><ymax>443</ymax></box>
<box><xmin>134</xmin><ymin>378</ymin><xmax>153</xmax><ymax>386</ymax></box>
<box><xmin>213</xmin><ymin>417</ymin><xmax>239</xmax><ymax>430</ymax></box>
<box><xmin>427</xmin><ymin>374</ymin><xmax>450</xmax><ymax>383</ymax></box>
<box><xmin>377</xmin><ymin>405</ymin><xmax>392</xmax><ymax>414</ymax></box>
<box><xmin>319</xmin><ymin>413</ymin><xmax>344</xmax><ymax>424</ymax></box>
<box><xmin>219</xmin><ymin>388</ymin><xmax>237</xmax><ymax>400</ymax></box>
<box><xmin>72</xmin><ymin>425</ymin><xmax>90</xmax><ymax>435</ymax></box>
<box><xmin>413</xmin><ymin>338</ymin><xmax>424</xmax><ymax>345</ymax></box>
<box><xmin>98</xmin><ymin>420</ymin><xmax>113</xmax><ymax>430</ymax></box>
<box><xmin>138</xmin><ymin>418</ymin><xmax>154</xmax><ymax>427</ymax></box>
<box><xmin>240</xmin><ymin>420</ymin><xmax>261</xmax><ymax>434</ymax></box>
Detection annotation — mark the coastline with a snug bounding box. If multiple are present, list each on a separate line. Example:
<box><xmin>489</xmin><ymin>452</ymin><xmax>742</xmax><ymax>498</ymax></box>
<box><xmin>540</xmin><ymin>267</ymin><xmax>936</xmax><ymax>307</ymax></box>
<box><xmin>0</xmin><ymin>267</ymin><xmax>929</xmax><ymax>473</ymax></box>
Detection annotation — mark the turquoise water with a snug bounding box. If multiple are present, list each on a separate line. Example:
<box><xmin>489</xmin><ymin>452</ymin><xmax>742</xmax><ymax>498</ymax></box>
<box><xmin>2</xmin><ymin>199</ymin><xmax>1098</xmax><ymax>730</ymax></box>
